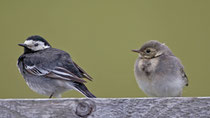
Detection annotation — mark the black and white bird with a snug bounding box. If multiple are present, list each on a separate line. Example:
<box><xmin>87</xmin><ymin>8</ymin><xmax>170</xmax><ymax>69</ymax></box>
<box><xmin>17</xmin><ymin>35</ymin><xmax>96</xmax><ymax>98</ymax></box>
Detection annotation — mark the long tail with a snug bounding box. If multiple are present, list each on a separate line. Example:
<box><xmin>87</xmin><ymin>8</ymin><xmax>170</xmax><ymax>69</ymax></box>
<box><xmin>74</xmin><ymin>83</ymin><xmax>96</xmax><ymax>98</ymax></box>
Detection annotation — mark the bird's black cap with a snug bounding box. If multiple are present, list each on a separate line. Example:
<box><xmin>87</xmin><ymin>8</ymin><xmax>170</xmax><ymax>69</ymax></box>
<box><xmin>26</xmin><ymin>35</ymin><xmax>51</xmax><ymax>47</ymax></box>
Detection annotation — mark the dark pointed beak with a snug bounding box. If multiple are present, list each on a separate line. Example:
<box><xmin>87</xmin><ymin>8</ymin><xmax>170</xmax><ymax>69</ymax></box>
<box><xmin>18</xmin><ymin>43</ymin><xmax>27</xmax><ymax>47</ymax></box>
<box><xmin>131</xmin><ymin>49</ymin><xmax>140</xmax><ymax>53</ymax></box>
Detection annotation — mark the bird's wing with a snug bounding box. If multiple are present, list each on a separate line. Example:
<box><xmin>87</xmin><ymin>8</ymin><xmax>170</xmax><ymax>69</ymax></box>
<box><xmin>73</xmin><ymin>61</ymin><xmax>93</xmax><ymax>81</ymax></box>
<box><xmin>24</xmin><ymin>64</ymin><xmax>86</xmax><ymax>83</ymax></box>
<box><xmin>180</xmin><ymin>68</ymin><xmax>188</xmax><ymax>86</ymax></box>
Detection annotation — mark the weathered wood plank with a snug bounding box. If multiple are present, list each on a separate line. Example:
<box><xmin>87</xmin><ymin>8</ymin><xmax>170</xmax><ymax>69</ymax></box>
<box><xmin>0</xmin><ymin>97</ymin><xmax>210</xmax><ymax>118</ymax></box>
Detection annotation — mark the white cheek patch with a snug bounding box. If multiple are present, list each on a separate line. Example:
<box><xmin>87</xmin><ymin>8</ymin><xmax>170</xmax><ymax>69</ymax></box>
<box><xmin>24</xmin><ymin>40</ymin><xmax>34</xmax><ymax>46</ymax></box>
<box><xmin>24</xmin><ymin>40</ymin><xmax>50</xmax><ymax>51</ymax></box>
<box><xmin>35</xmin><ymin>43</ymin><xmax>50</xmax><ymax>50</ymax></box>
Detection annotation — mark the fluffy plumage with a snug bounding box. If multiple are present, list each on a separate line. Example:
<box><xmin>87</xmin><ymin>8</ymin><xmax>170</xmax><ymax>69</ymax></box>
<box><xmin>133</xmin><ymin>40</ymin><xmax>188</xmax><ymax>97</ymax></box>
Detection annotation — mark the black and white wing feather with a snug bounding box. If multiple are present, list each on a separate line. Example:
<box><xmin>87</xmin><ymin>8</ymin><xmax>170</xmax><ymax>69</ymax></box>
<box><xmin>24</xmin><ymin>64</ymin><xmax>86</xmax><ymax>83</ymax></box>
<box><xmin>73</xmin><ymin>61</ymin><xmax>93</xmax><ymax>81</ymax></box>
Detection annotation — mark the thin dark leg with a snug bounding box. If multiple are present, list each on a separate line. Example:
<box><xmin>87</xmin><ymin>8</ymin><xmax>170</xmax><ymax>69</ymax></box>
<box><xmin>49</xmin><ymin>93</ymin><xmax>54</xmax><ymax>98</ymax></box>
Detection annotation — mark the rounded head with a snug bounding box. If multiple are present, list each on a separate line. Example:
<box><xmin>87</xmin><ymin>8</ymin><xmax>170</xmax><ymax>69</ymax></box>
<box><xmin>132</xmin><ymin>40</ymin><xmax>173</xmax><ymax>59</ymax></box>
<box><xmin>18</xmin><ymin>35</ymin><xmax>51</xmax><ymax>52</ymax></box>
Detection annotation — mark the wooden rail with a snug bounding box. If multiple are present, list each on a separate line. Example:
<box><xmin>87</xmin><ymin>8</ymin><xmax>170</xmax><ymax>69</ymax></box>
<box><xmin>0</xmin><ymin>97</ymin><xmax>210</xmax><ymax>118</ymax></box>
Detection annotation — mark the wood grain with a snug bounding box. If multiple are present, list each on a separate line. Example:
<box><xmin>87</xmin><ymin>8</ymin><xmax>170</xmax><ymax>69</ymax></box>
<box><xmin>0</xmin><ymin>97</ymin><xmax>210</xmax><ymax>118</ymax></box>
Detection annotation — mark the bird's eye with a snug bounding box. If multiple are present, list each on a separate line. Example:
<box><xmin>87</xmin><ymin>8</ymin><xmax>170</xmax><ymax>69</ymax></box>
<box><xmin>145</xmin><ymin>49</ymin><xmax>151</xmax><ymax>53</ymax></box>
<box><xmin>34</xmin><ymin>43</ymin><xmax>39</xmax><ymax>47</ymax></box>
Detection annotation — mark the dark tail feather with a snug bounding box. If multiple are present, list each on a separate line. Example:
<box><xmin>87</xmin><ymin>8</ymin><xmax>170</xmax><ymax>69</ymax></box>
<box><xmin>74</xmin><ymin>83</ymin><xmax>96</xmax><ymax>98</ymax></box>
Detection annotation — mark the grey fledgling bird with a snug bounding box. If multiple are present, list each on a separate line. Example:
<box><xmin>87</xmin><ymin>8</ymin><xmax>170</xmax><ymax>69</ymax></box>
<box><xmin>132</xmin><ymin>40</ymin><xmax>188</xmax><ymax>97</ymax></box>
<box><xmin>17</xmin><ymin>35</ymin><xmax>96</xmax><ymax>98</ymax></box>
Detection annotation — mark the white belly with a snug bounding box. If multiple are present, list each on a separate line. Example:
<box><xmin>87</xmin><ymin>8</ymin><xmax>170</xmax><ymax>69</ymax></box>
<box><xmin>134</xmin><ymin>58</ymin><xmax>184</xmax><ymax>97</ymax></box>
<box><xmin>135</xmin><ymin>75</ymin><xmax>184</xmax><ymax>97</ymax></box>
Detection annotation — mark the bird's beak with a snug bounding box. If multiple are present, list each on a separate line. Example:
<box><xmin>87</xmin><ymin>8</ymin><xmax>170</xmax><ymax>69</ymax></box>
<box><xmin>18</xmin><ymin>43</ymin><xmax>27</xmax><ymax>47</ymax></box>
<box><xmin>131</xmin><ymin>49</ymin><xmax>140</xmax><ymax>53</ymax></box>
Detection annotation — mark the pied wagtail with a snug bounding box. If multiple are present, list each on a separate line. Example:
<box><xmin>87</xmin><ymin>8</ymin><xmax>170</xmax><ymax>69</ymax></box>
<box><xmin>132</xmin><ymin>40</ymin><xmax>188</xmax><ymax>97</ymax></box>
<box><xmin>17</xmin><ymin>35</ymin><xmax>96</xmax><ymax>98</ymax></box>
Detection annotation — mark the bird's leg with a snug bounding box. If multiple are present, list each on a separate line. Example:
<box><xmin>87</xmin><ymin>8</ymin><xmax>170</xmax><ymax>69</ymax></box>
<box><xmin>49</xmin><ymin>93</ymin><xmax>54</xmax><ymax>98</ymax></box>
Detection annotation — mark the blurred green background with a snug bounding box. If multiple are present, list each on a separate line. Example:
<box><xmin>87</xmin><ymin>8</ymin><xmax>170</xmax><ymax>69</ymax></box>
<box><xmin>0</xmin><ymin>0</ymin><xmax>209</xmax><ymax>98</ymax></box>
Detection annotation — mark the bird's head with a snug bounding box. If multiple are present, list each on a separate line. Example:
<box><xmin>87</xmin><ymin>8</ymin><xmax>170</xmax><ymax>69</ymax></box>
<box><xmin>132</xmin><ymin>40</ymin><xmax>173</xmax><ymax>59</ymax></box>
<box><xmin>18</xmin><ymin>35</ymin><xmax>51</xmax><ymax>53</ymax></box>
